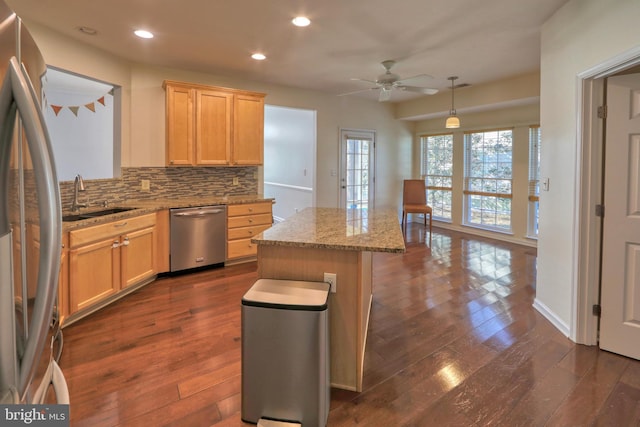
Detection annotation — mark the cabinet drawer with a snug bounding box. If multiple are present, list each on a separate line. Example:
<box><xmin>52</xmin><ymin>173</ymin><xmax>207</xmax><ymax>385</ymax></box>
<box><xmin>70</xmin><ymin>213</ymin><xmax>156</xmax><ymax>248</ymax></box>
<box><xmin>227</xmin><ymin>213</ymin><xmax>272</xmax><ymax>229</ymax></box>
<box><xmin>227</xmin><ymin>224</ymin><xmax>271</xmax><ymax>241</ymax></box>
<box><xmin>227</xmin><ymin>202</ymin><xmax>272</xmax><ymax>217</ymax></box>
<box><xmin>227</xmin><ymin>238</ymin><xmax>257</xmax><ymax>259</ymax></box>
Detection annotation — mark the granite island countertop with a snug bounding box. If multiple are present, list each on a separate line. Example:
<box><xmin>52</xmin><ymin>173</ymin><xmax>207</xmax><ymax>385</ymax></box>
<box><xmin>62</xmin><ymin>194</ymin><xmax>273</xmax><ymax>232</ymax></box>
<box><xmin>252</xmin><ymin>207</ymin><xmax>405</xmax><ymax>253</ymax></box>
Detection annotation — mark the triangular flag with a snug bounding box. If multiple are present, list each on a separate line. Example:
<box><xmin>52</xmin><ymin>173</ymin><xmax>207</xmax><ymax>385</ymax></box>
<box><xmin>97</xmin><ymin>96</ymin><xmax>105</xmax><ymax>106</ymax></box>
<box><xmin>68</xmin><ymin>106</ymin><xmax>80</xmax><ymax>116</ymax></box>
<box><xmin>85</xmin><ymin>102</ymin><xmax>95</xmax><ymax>112</ymax></box>
<box><xmin>108</xmin><ymin>88</ymin><xmax>114</xmax><ymax>96</ymax></box>
<box><xmin>51</xmin><ymin>105</ymin><xmax>63</xmax><ymax>116</ymax></box>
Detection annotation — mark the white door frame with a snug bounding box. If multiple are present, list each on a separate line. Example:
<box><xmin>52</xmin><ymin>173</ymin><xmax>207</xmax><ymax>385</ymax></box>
<box><xmin>338</xmin><ymin>128</ymin><xmax>376</xmax><ymax>209</ymax></box>
<box><xmin>574</xmin><ymin>46</ymin><xmax>640</xmax><ymax>345</ymax></box>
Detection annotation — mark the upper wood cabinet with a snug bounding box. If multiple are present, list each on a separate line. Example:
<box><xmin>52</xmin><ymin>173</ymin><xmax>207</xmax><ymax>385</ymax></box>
<box><xmin>164</xmin><ymin>80</ymin><xmax>265</xmax><ymax>166</ymax></box>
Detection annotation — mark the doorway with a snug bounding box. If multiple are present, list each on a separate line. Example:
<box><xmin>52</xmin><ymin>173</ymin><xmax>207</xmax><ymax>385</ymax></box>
<box><xmin>339</xmin><ymin>129</ymin><xmax>375</xmax><ymax>210</ymax></box>
<box><xmin>263</xmin><ymin>105</ymin><xmax>316</xmax><ymax>222</ymax></box>
<box><xmin>577</xmin><ymin>52</ymin><xmax>640</xmax><ymax>354</ymax></box>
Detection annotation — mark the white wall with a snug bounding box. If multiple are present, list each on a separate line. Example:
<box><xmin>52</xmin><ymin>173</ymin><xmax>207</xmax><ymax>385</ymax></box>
<box><xmin>264</xmin><ymin>105</ymin><xmax>316</xmax><ymax>221</ymax></box>
<box><xmin>23</xmin><ymin>22</ymin><xmax>132</xmax><ymax>172</ymax></box>
<box><xmin>538</xmin><ymin>0</ymin><xmax>640</xmax><ymax>338</ymax></box>
<box><xmin>43</xmin><ymin>73</ymin><xmax>115</xmax><ymax>181</ymax></box>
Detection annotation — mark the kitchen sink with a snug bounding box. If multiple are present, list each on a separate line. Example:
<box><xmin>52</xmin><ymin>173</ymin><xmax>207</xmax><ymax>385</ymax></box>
<box><xmin>62</xmin><ymin>207</ymin><xmax>136</xmax><ymax>222</ymax></box>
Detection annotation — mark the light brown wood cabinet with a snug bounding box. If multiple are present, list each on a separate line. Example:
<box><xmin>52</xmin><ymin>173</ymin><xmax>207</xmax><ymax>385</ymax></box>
<box><xmin>67</xmin><ymin>213</ymin><xmax>157</xmax><ymax>315</ymax></box>
<box><xmin>227</xmin><ymin>202</ymin><xmax>273</xmax><ymax>261</ymax></box>
<box><xmin>164</xmin><ymin>80</ymin><xmax>265</xmax><ymax>166</ymax></box>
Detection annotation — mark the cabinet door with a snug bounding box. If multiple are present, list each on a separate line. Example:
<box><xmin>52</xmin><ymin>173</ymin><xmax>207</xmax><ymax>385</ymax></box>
<box><xmin>121</xmin><ymin>226</ymin><xmax>156</xmax><ymax>289</ymax></box>
<box><xmin>196</xmin><ymin>89</ymin><xmax>232</xmax><ymax>165</ymax></box>
<box><xmin>232</xmin><ymin>94</ymin><xmax>264</xmax><ymax>165</ymax></box>
<box><xmin>69</xmin><ymin>237</ymin><xmax>120</xmax><ymax>314</ymax></box>
<box><xmin>166</xmin><ymin>85</ymin><xmax>194</xmax><ymax>165</ymax></box>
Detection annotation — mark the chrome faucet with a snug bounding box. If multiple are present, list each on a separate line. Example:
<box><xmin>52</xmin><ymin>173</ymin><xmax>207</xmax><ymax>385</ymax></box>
<box><xmin>71</xmin><ymin>174</ymin><xmax>87</xmax><ymax>211</ymax></box>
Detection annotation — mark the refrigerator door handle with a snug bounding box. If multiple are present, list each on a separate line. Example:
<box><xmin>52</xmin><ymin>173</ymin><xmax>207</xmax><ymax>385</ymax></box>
<box><xmin>0</xmin><ymin>56</ymin><xmax>62</xmax><ymax>399</ymax></box>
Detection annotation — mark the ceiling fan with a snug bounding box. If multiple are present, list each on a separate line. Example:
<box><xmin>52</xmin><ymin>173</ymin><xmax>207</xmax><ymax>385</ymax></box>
<box><xmin>339</xmin><ymin>60</ymin><xmax>439</xmax><ymax>102</ymax></box>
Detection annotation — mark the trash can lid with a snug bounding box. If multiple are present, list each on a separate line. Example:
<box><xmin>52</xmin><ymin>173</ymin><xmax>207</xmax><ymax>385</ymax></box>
<box><xmin>242</xmin><ymin>279</ymin><xmax>330</xmax><ymax>311</ymax></box>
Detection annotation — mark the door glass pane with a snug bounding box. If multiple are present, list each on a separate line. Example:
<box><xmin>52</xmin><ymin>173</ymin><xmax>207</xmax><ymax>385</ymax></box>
<box><xmin>346</xmin><ymin>138</ymin><xmax>370</xmax><ymax>210</ymax></box>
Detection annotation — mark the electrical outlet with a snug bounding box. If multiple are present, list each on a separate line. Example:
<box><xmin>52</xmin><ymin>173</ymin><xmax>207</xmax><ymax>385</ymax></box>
<box><xmin>141</xmin><ymin>179</ymin><xmax>150</xmax><ymax>191</ymax></box>
<box><xmin>233</xmin><ymin>177</ymin><xmax>239</xmax><ymax>185</ymax></box>
<box><xmin>324</xmin><ymin>272</ymin><xmax>337</xmax><ymax>293</ymax></box>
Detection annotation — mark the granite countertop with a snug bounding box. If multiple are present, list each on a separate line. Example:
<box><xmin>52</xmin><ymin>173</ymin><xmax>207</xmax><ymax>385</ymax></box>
<box><xmin>62</xmin><ymin>194</ymin><xmax>273</xmax><ymax>231</ymax></box>
<box><xmin>252</xmin><ymin>207</ymin><xmax>406</xmax><ymax>253</ymax></box>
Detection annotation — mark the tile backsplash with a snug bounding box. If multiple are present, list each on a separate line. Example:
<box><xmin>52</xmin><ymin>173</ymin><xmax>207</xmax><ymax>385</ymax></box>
<box><xmin>59</xmin><ymin>167</ymin><xmax>258</xmax><ymax>212</ymax></box>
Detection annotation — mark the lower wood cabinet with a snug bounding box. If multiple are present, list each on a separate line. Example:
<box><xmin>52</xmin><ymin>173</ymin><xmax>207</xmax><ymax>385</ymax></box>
<box><xmin>227</xmin><ymin>202</ymin><xmax>273</xmax><ymax>261</ymax></box>
<box><xmin>67</xmin><ymin>213</ymin><xmax>157</xmax><ymax>316</ymax></box>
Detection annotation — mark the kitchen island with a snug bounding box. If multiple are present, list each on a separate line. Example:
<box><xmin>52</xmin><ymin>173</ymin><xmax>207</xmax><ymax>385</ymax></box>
<box><xmin>252</xmin><ymin>207</ymin><xmax>405</xmax><ymax>391</ymax></box>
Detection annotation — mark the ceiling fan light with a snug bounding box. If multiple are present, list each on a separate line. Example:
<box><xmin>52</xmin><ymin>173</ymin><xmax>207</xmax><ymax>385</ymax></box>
<box><xmin>446</xmin><ymin>76</ymin><xmax>461</xmax><ymax>129</ymax></box>
<box><xmin>446</xmin><ymin>114</ymin><xmax>460</xmax><ymax>129</ymax></box>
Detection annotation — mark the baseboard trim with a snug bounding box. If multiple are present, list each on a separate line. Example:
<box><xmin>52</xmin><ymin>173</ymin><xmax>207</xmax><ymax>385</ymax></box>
<box><xmin>419</xmin><ymin>220</ymin><xmax>538</xmax><ymax>248</ymax></box>
<box><xmin>533</xmin><ymin>298</ymin><xmax>571</xmax><ymax>338</ymax></box>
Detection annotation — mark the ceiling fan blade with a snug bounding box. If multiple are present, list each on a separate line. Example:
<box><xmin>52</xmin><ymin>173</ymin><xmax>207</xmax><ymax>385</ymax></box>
<box><xmin>338</xmin><ymin>87</ymin><xmax>379</xmax><ymax>97</ymax></box>
<box><xmin>378</xmin><ymin>87</ymin><xmax>392</xmax><ymax>102</ymax></box>
<box><xmin>396</xmin><ymin>73</ymin><xmax>434</xmax><ymax>84</ymax></box>
<box><xmin>396</xmin><ymin>85</ymin><xmax>439</xmax><ymax>95</ymax></box>
<box><xmin>350</xmin><ymin>77</ymin><xmax>380</xmax><ymax>85</ymax></box>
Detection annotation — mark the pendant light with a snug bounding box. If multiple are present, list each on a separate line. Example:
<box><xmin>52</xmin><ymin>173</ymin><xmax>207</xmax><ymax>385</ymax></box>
<box><xmin>445</xmin><ymin>76</ymin><xmax>460</xmax><ymax>129</ymax></box>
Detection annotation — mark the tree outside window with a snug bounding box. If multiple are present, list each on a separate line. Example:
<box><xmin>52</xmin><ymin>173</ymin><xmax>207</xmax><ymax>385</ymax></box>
<box><xmin>464</xmin><ymin>129</ymin><xmax>513</xmax><ymax>231</ymax></box>
<box><xmin>421</xmin><ymin>134</ymin><xmax>453</xmax><ymax>221</ymax></box>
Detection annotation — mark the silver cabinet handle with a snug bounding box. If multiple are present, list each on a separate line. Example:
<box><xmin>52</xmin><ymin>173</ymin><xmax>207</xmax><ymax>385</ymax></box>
<box><xmin>112</xmin><ymin>240</ymin><xmax>120</xmax><ymax>249</ymax></box>
<box><xmin>114</xmin><ymin>222</ymin><xmax>128</xmax><ymax>227</ymax></box>
<box><xmin>174</xmin><ymin>209</ymin><xmax>224</xmax><ymax>217</ymax></box>
<box><xmin>122</xmin><ymin>237</ymin><xmax>130</xmax><ymax>246</ymax></box>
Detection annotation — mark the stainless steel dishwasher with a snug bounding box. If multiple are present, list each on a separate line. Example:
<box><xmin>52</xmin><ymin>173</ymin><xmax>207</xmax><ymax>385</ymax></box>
<box><xmin>170</xmin><ymin>205</ymin><xmax>226</xmax><ymax>272</ymax></box>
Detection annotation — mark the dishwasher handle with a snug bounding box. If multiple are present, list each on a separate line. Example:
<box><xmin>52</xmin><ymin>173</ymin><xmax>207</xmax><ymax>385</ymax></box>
<box><xmin>172</xmin><ymin>208</ymin><xmax>225</xmax><ymax>217</ymax></box>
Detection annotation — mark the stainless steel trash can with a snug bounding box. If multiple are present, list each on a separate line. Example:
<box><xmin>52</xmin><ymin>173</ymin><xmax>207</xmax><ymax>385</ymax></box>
<box><xmin>241</xmin><ymin>279</ymin><xmax>331</xmax><ymax>427</ymax></box>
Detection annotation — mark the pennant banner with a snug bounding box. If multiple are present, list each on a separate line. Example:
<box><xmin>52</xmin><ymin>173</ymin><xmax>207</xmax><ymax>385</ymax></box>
<box><xmin>45</xmin><ymin>88</ymin><xmax>114</xmax><ymax>118</ymax></box>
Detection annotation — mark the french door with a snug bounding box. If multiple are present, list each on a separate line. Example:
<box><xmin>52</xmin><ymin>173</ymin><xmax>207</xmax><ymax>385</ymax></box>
<box><xmin>339</xmin><ymin>129</ymin><xmax>375</xmax><ymax>210</ymax></box>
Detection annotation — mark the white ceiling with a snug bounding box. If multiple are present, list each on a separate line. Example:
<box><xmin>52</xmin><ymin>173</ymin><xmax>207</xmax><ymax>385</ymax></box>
<box><xmin>9</xmin><ymin>0</ymin><xmax>570</xmax><ymax>103</ymax></box>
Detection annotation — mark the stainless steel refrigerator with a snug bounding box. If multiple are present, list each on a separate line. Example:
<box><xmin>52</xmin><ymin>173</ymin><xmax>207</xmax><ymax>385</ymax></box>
<box><xmin>0</xmin><ymin>0</ymin><xmax>69</xmax><ymax>405</ymax></box>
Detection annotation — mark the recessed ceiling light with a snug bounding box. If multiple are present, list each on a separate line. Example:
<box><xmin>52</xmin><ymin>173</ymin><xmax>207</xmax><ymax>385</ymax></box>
<box><xmin>134</xmin><ymin>30</ymin><xmax>154</xmax><ymax>39</ymax></box>
<box><xmin>251</xmin><ymin>53</ymin><xmax>266</xmax><ymax>61</ymax></box>
<box><xmin>292</xmin><ymin>16</ymin><xmax>311</xmax><ymax>27</ymax></box>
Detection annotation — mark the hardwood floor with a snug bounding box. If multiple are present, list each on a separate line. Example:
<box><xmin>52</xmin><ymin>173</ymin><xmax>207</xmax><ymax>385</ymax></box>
<box><xmin>58</xmin><ymin>225</ymin><xmax>640</xmax><ymax>426</ymax></box>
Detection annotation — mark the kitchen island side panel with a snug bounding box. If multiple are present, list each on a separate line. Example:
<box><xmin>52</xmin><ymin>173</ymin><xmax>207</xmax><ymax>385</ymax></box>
<box><xmin>256</xmin><ymin>244</ymin><xmax>370</xmax><ymax>391</ymax></box>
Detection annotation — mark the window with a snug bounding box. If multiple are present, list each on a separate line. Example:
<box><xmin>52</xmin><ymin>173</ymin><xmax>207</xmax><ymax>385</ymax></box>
<box><xmin>420</xmin><ymin>134</ymin><xmax>453</xmax><ymax>220</ymax></box>
<box><xmin>528</xmin><ymin>126</ymin><xmax>541</xmax><ymax>237</ymax></box>
<box><xmin>463</xmin><ymin>129</ymin><xmax>513</xmax><ymax>231</ymax></box>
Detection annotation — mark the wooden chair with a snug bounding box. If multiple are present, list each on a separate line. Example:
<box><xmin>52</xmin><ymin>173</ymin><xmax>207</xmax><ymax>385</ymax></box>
<box><xmin>402</xmin><ymin>179</ymin><xmax>432</xmax><ymax>235</ymax></box>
